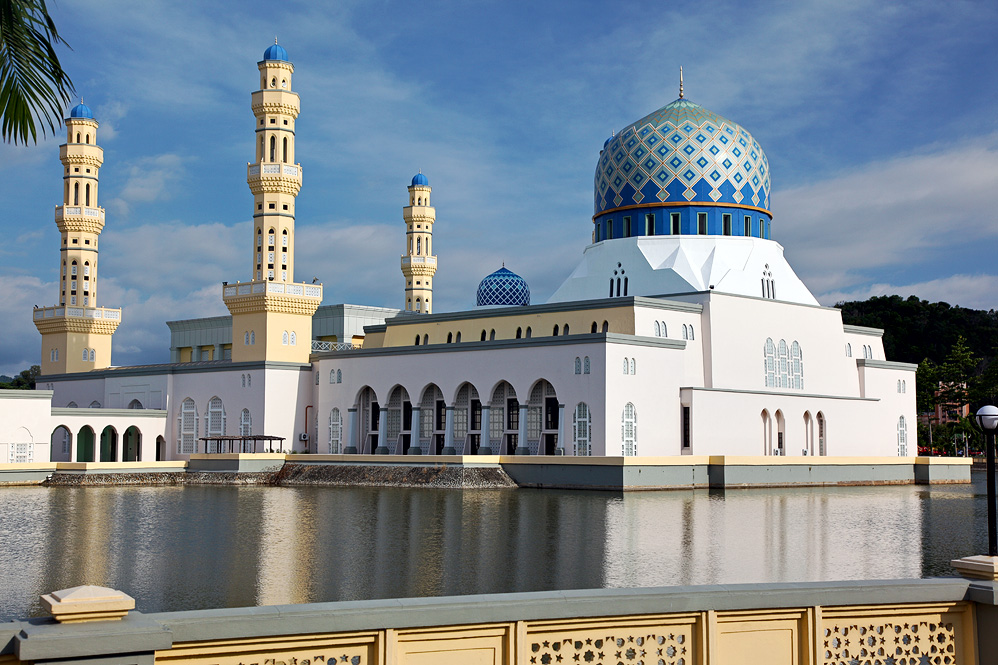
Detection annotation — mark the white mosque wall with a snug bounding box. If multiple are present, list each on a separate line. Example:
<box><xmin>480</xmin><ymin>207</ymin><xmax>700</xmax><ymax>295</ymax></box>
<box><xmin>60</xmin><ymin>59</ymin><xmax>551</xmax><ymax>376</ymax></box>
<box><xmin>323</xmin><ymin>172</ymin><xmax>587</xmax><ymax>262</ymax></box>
<box><xmin>262</xmin><ymin>365</ymin><xmax>312</xmax><ymax>451</ymax></box>
<box><xmin>0</xmin><ymin>389</ymin><xmax>54</xmax><ymax>463</ymax></box>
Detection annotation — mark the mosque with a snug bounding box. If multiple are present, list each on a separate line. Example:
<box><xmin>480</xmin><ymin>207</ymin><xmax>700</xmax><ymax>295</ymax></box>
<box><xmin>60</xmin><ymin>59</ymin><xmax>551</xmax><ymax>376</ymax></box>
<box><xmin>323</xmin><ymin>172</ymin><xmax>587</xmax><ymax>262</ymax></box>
<box><xmin>6</xmin><ymin>43</ymin><xmax>917</xmax><ymax>465</ymax></box>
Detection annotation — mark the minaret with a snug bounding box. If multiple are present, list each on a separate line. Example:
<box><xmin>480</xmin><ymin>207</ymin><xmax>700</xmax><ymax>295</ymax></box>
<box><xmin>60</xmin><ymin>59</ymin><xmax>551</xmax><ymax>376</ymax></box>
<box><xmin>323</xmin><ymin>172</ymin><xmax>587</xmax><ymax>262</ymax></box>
<box><xmin>223</xmin><ymin>41</ymin><xmax>321</xmax><ymax>363</ymax></box>
<box><xmin>401</xmin><ymin>173</ymin><xmax>436</xmax><ymax>313</ymax></box>
<box><xmin>34</xmin><ymin>102</ymin><xmax>121</xmax><ymax>375</ymax></box>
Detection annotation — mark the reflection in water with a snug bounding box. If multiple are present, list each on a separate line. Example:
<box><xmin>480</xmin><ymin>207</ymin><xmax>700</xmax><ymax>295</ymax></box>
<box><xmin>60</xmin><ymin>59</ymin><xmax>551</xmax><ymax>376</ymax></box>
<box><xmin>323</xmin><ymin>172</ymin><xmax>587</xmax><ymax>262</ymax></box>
<box><xmin>0</xmin><ymin>475</ymin><xmax>988</xmax><ymax>620</ymax></box>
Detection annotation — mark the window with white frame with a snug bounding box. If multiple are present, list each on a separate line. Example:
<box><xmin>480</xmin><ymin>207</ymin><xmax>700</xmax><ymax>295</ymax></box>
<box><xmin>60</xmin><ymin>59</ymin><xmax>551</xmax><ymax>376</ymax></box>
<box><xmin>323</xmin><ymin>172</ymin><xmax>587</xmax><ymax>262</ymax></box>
<box><xmin>777</xmin><ymin>339</ymin><xmax>790</xmax><ymax>388</ymax></box>
<box><xmin>290</xmin><ymin>331</ymin><xmax>296</xmax><ymax>346</ymax></box>
<box><xmin>574</xmin><ymin>357</ymin><xmax>582</xmax><ymax>375</ymax></box>
<box><xmin>207</xmin><ymin>396</ymin><xmax>226</xmax><ymax>440</ymax></box>
<box><xmin>621</xmin><ymin>402</ymin><xmax>637</xmax><ymax>456</ymax></box>
<box><xmin>897</xmin><ymin>415</ymin><xmax>907</xmax><ymax>456</ymax></box>
<box><xmin>584</xmin><ymin>356</ymin><xmax>591</xmax><ymax>374</ymax></box>
<box><xmin>573</xmin><ymin>403</ymin><xmax>591</xmax><ymax>456</ymax></box>
<box><xmin>282</xmin><ymin>331</ymin><xmax>289</xmax><ymax>345</ymax></box>
<box><xmin>330</xmin><ymin>369</ymin><xmax>336</xmax><ymax>383</ymax></box>
<box><xmin>790</xmin><ymin>341</ymin><xmax>803</xmax><ymax>390</ymax></box>
<box><xmin>846</xmin><ymin>343</ymin><xmax>852</xmax><ymax>357</ymax></box>
<box><xmin>178</xmin><ymin>398</ymin><xmax>197</xmax><ymax>454</ymax></box>
<box><xmin>240</xmin><ymin>409</ymin><xmax>252</xmax><ymax>436</ymax></box>
<box><xmin>329</xmin><ymin>408</ymin><xmax>342</xmax><ymax>453</ymax></box>
<box><xmin>764</xmin><ymin>338</ymin><xmax>776</xmax><ymax>387</ymax></box>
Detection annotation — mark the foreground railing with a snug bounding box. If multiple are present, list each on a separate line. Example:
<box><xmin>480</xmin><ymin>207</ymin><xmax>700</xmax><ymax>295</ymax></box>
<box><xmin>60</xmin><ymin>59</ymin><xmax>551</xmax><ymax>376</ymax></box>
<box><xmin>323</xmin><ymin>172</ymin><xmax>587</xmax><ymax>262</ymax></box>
<box><xmin>312</xmin><ymin>340</ymin><xmax>358</xmax><ymax>352</ymax></box>
<box><xmin>4</xmin><ymin>569</ymin><xmax>997</xmax><ymax>665</ymax></box>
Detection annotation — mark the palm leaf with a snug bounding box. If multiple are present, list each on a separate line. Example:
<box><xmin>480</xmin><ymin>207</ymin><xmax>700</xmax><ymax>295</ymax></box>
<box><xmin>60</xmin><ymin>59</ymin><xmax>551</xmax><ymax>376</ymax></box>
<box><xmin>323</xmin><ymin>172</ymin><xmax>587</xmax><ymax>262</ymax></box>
<box><xmin>0</xmin><ymin>0</ymin><xmax>75</xmax><ymax>144</ymax></box>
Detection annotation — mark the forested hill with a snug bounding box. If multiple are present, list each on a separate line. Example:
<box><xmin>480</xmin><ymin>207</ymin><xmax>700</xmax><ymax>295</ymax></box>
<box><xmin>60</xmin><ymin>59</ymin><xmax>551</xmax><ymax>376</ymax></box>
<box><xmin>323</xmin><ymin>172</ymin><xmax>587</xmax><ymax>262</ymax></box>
<box><xmin>836</xmin><ymin>295</ymin><xmax>998</xmax><ymax>366</ymax></box>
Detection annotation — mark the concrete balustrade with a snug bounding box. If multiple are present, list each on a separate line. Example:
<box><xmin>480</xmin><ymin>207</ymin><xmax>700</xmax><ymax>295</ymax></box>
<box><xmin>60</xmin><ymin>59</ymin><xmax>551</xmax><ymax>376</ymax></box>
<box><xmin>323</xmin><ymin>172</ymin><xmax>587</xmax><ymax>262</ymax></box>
<box><xmin>3</xmin><ymin>575</ymin><xmax>997</xmax><ymax>665</ymax></box>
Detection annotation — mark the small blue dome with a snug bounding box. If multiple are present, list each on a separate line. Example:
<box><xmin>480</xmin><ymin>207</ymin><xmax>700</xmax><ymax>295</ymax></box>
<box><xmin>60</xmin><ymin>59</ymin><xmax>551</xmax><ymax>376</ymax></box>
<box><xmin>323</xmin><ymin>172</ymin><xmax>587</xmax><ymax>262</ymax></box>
<box><xmin>69</xmin><ymin>103</ymin><xmax>93</xmax><ymax>119</ymax></box>
<box><xmin>263</xmin><ymin>42</ymin><xmax>289</xmax><ymax>61</ymax></box>
<box><xmin>477</xmin><ymin>267</ymin><xmax>530</xmax><ymax>307</ymax></box>
<box><xmin>411</xmin><ymin>172</ymin><xmax>429</xmax><ymax>187</ymax></box>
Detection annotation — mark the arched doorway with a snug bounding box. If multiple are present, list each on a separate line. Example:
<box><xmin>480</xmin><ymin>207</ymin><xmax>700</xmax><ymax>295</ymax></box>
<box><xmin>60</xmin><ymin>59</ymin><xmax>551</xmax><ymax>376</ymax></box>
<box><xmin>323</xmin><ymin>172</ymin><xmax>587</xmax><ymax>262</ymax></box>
<box><xmin>454</xmin><ymin>382</ymin><xmax>482</xmax><ymax>455</ymax></box>
<box><xmin>51</xmin><ymin>426</ymin><xmax>72</xmax><ymax>462</ymax></box>
<box><xmin>418</xmin><ymin>384</ymin><xmax>445</xmax><ymax>455</ymax></box>
<box><xmin>761</xmin><ymin>410</ymin><xmax>772</xmax><ymax>455</ymax></box>
<box><xmin>817</xmin><ymin>412</ymin><xmax>826</xmax><ymax>456</ymax></box>
<box><xmin>99</xmin><ymin>426</ymin><xmax>117</xmax><ymax>462</ymax></box>
<box><xmin>385</xmin><ymin>385</ymin><xmax>412</xmax><ymax>455</ymax></box>
<box><xmin>489</xmin><ymin>381</ymin><xmax>519</xmax><ymax>455</ymax></box>
<box><xmin>123</xmin><ymin>426</ymin><xmax>141</xmax><ymax>461</ymax></box>
<box><xmin>77</xmin><ymin>426</ymin><xmax>95</xmax><ymax>462</ymax></box>
<box><xmin>774</xmin><ymin>410</ymin><xmax>785</xmax><ymax>456</ymax></box>
<box><xmin>527</xmin><ymin>379</ymin><xmax>559</xmax><ymax>455</ymax></box>
<box><xmin>803</xmin><ymin>411</ymin><xmax>813</xmax><ymax>456</ymax></box>
<box><xmin>156</xmin><ymin>435</ymin><xmax>166</xmax><ymax>461</ymax></box>
<box><xmin>357</xmin><ymin>387</ymin><xmax>379</xmax><ymax>454</ymax></box>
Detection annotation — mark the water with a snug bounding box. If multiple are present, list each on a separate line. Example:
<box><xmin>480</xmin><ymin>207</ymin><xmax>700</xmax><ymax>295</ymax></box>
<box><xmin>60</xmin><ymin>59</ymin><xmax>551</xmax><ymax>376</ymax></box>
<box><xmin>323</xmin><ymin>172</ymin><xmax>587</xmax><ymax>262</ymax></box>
<box><xmin>0</xmin><ymin>473</ymin><xmax>990</xmax><ymax>621</ymax></box>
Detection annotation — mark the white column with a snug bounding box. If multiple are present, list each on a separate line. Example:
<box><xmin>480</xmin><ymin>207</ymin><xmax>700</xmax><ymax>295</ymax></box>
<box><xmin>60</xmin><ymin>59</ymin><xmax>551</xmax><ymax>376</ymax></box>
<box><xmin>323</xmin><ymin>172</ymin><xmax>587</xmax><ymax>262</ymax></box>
<box><xmin>345</xmin><ymin>407</ymin><xmax>358</xmax><ymax>454</ymax></box>
<box><xmin>442</xmin><ymin>406</ymin><xmax>456</xmax><ymax>455</ymax></box>
<box><xmin>516</xmin><ymin>404</ymin><xmax>529</xmax><ymax>455</ymax></box>
<box><xmin>556</xmin><ymin>403</ymin><xmax>565</xmax><ymax>454</ymax></box>
<box><xmin>408</xmin><ymin>407</ymin><xmax>422</xmax><ymax>455</ymax></box>
<box><xmin>376</xmin><ymin>408</ymin><xmax>389</xmax><ymax>454</ymax></box>
<box><xmin>479</xmin><ymin>406</ymin><xmax>492</xmax><ymax>454</ymax></box>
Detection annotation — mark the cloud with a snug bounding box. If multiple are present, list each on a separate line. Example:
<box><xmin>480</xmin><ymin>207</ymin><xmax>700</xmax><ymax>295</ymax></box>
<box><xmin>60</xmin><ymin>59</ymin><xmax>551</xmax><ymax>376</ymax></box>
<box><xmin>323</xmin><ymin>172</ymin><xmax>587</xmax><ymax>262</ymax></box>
<box><xmin>94</xmin><ymin>100</ymin><xmax>127</xmax><ymax>140</ymax></box>
<box><xmin>775</xmin><ymin>134</ymin><xmax>998</xmax><ymax>294</ymax></box>
<box><xmin>107</xmin><ymin>153</ymin><xmax>187</xmax><ymax>217</ymax></box>
<box><xmin>0</xmin><ymin>275</ymin><xmax>53</xmax><ymax>376</ymax></box>
<box><xmin>818</xmin><ymin>274</ymin><xmax>998</xmax><ymax>311</ymax></box>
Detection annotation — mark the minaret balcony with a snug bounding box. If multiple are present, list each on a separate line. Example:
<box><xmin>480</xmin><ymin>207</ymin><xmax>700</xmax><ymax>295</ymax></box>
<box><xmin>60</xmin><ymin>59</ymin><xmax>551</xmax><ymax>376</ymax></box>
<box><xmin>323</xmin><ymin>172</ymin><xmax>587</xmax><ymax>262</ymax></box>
<box><xmin>33</xmin><ymin>305</ymin><xmax>121</xmax><ymax>322</ymax></box>
<box><xmin>56</xmin><ymin>205</ymin><xmax>104</xmax><ymax>222</ymax></box>
<box><xmin>59</xmin><ymin>143</ymin><xmax>103</xmax><ymax>166</ymax></box>
<box><xmin>223</xmin><ymin>279</ymin><xmax>322</xmax><ymax>300</ymax></box>
<box><xmin>247</xmin><ymin>163</ymin><xmax>303</xmax><ymax>193</ymax></box>
<box><xmin>401</xmin><ymin>256</ymin><xmax>437</xmax><ymax>267</ymax></box>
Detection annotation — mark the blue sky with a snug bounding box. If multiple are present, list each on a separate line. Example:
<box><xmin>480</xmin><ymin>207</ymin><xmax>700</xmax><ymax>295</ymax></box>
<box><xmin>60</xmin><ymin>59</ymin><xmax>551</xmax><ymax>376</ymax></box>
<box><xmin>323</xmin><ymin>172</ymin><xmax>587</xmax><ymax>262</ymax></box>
<box><xmin>2</xmin><ymin>0</ymin><xmax>997</xmax><ymax>375</ymax></box>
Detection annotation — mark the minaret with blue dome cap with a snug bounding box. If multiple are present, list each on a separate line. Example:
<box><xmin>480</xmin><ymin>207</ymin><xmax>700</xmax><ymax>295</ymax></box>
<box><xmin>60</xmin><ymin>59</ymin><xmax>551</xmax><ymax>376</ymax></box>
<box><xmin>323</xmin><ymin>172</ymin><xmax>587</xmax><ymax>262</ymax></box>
<box><xmin>401</xmin><ymin>172</ymin><xmax>437</xmax><ymax>313</ymax></box>
<box><xmin>34</xmin><ymin>100</ymin><xmax>122</xmax><ymax>374</ymax></box>
<box><xmin>222</xmin><ymin>42</ymin><xmax>321</xmax><ymax>364</ymax></box>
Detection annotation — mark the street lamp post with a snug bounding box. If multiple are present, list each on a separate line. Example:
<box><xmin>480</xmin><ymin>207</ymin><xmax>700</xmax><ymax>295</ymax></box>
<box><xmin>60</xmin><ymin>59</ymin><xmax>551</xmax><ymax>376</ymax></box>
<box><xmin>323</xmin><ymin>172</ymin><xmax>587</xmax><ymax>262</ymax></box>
<box><xmin>975</xmin><ymin>405</ymin><xmax>998</xmax><ymax>557</ymax></box>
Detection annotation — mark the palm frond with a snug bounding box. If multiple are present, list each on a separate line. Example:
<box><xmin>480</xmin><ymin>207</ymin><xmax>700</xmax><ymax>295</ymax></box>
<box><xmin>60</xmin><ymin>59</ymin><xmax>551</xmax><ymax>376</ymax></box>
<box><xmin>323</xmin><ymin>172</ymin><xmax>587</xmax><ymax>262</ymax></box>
<box><xmin>0</xmin><ymin>0</ymin><xmax>75</xmax><ymax>145</ymax></box>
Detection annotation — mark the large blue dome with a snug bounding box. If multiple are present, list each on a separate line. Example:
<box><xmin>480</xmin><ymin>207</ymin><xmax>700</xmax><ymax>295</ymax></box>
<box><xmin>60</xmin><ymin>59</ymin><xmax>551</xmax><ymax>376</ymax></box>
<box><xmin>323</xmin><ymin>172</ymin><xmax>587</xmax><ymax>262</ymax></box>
<box><xmin>411</xmin><ymin>172</ymin><xmax>429</xmax><ymax>186</ymax></box>
<box><xmin>476</xmin><ymin>267</ymin><xmax>530</xmax><ymax>307</ymax></box>
<box><xmin>263</xmin><ymin>42</ymin><xmax>288</xmax><ymax>61</ymax></box>
<box><xmin>68</xmin><ymin>103</ymin><xmax>93</xmax><ymax>119</ymax></box>
<box><xmin>595</xmin><ymin>97</ymin><xmax>770</xmax><ymax>215</ymax></box>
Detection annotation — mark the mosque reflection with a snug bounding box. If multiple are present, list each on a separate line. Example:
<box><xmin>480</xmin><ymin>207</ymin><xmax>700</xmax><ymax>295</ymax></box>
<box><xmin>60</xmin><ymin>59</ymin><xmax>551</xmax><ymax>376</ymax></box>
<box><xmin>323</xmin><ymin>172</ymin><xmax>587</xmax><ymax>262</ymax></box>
<box><xmin>1</xmin><ymin>481</ymin><xmax>970</xmax><ymax>620</ymax></box>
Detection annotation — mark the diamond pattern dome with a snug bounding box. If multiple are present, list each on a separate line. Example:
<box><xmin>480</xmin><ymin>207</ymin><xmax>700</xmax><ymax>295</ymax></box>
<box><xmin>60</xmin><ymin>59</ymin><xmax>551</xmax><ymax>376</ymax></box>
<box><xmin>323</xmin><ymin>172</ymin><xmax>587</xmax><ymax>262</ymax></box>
<box><xmin>595</xmin><ymin>98</ymin><xmax>770</xmax><ymax>215</ymax></box>
<box><xmin>477</xmin><ymin>267</ymin><xmax>530</xmax><ymax>307</ymax></box>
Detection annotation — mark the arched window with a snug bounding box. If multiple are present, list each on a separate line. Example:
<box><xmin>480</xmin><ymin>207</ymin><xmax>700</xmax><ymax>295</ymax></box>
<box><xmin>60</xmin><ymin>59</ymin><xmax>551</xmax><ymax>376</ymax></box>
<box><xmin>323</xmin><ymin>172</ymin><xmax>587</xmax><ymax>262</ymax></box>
<box><xmin>282</xmin><ymin>137</ymin><xmax>288</xmax><ymax>163</ymax></box>
<box><xmin>89</xmin><ymin>349</ymin><xmax>95</xmax><ymax>362</ymax></box>
<box><xmin>67</xmin><ymin>401</ymin><xmax>78</xmax><ymax>408</ymax></box>
<box><xmin>897</xmin><ymin>379</ymin><xmax>902</xmax><ymax>393</ymax></box>
<box><xmin>573</xmin><ymin>403</ymin><xmax>591</xmax><ymax>456</ymax></box>
<box><xmin>242</xmin><ymin>374</ymin><xmax>246</xmax><ymax>388</ymax></box>
<box><xmin>846</xmin><ymin>343</ymin><xmax>852</xmax><ymax>357</ymax></box>
<box><xmin>336</xmin><ymin>369</ymin><xmax>342</xmax><ymax>383</ymax></box>
<box><xmin>330</xmin><ymin>369</ymin><xmax>336</xmax><ymax>383</ymax></box>
<box><xmin>315</xmin><ymin>371</ymin><xmax>320</xmax><ymax>385</ymax></box>
<box><xmin>240</xmin><ymin>409</ymin><xmax>252</xmax><ymax>437</ymax></box>
<box><xmin>250</xmin><ymin>331</ymin><xmax>255</xmax><ymax>345</ymax></box>
<box><xmin>73</xmin><ymin>182</ymin><xmax>79</xmax><ymax>205</ymax></box>
<box><xmin>455</xmin><ymin>332</ymin><xmax>462</xmax><ymax>343</ymax></box>
<box><xmin>85</xmin><ymin>133</ymin><xmax>89</xmax><ymax>144</ymax></box>
<box><xmin>423</xmin><ymin>334</ymin><xmax>428</xmax><ymax>345</ymax></box>
<box><xmin>602</xmin><ymin>321</ymin><xmax>609</xmax><ymax>333</ymax></box>
<box><xmin>682</xmin><ymin>324</ymin><xmax>689</xmax><ymax>340</ymax></box>
<box><xmin>247</xmin><ymin>374</ymin><xmax>251</xmax><ymax>387</ymax></box>
<box><xmin>290</xmin><ymin>331</ymin><xmax>296</xmax><ymax>346</ymax></box>
<box><xmin>630</xmin><ymin>358</ymin><xmax>636</xmax><ymax>374</ymax></box>
<box><xmin>689</xmin><ymin>326</ymin><xmax>694</xmax><ymax>340</ymax></box>
<box><xmin>481</xmin><ymin>330</ymin><xmax>487</xmax><ymax>341</ymax></box>
<box><xmin>902</xmin><ymin>380</ymin><xmax>906</xmax><ymax>393</ymax></box>
<box><xmin>329</xmin><ymin>408</ymin><xmax>342</xmax><ymax>453</ymax></box>
<box><xmin>244</xmin><ymin>332</ymin><xmax>250</xmax><ymax>345</ymax></box>
<box><xmin>282</xmin><ymin>331</ymin><xmax>289</xmax><ymax>345</ymax></box>
<box><xmin>178</xmin><ymin>398</ymin><xmax>197</xmax><ymax>454</ymax></box>
<box><xmin>623</xmin><ymin>358</ymin><xmax>629</xmax><ymax>374</ymax></box>
<box><xmin>416</xmin><ymin>237</ymin><xmax>421</xmax><ymax>255</ymax></box>
<box><xmin>415</xmin><ymin>298</ymin><xmax>422</xmax><ymax>312</ymax></box>
<box><xmin>790</xmin><ymin>341</ymin><xmax>803</xmax><ymax>390</ymax></box>
<box><xmin>553</xmin><ymin>324</ymin><xmax>560</xmax><ymax>336</ymax></box>
<box><xmin>764</xmin><ymin>338</ymin><xmax>776</xmax><ymax>387</ymax></box>
<box><xmin>563</xmin><ymin>323</ymin><xmax>569</xmax><ymax>335</ymax></box>
<box><xmin>89</xmin><ymin>400</ymin><xmax>101</xmax><ymax>408</ymax></box>
<box><xmin>447</xmin><ymin>332</ymin><xmax>453</xmax><ymax>343</ymax></box>
<box><xmin>75</xmin><ymin>132</ymin><xmax>80</xmax><ymax>143</ymax></box>
<box><xmin>207</xmin><ymin>396</ymin><xmax>226</xmax><ymax>440</ymax></box>
<box><xmin>525</xmin><ymin>327</ymin><xmax>532</xmax><ymax>338</ymax></box>
<box><xmin>516</xmin><ymin>327</ymin><xmax>522</xmax><ymax>339</ymax></box>
<box><xmin>622</xmin><ymin>403</ymin><xmax>637</xmax><ymax>456</ymax></box>
<box><xmin>127</xmin><ymin>399</ymin><xmax>142</xmax><ymax>409</ymax></box>
<box><xmin>85</xmin><ymin>183</ymin><xmax>90</xmax><ymax>206</ymax></box>
<box><xmin>584</xmin><ymin>356</ymin><xmax>591</xmax><ymax>374</ymax></box>
<box><xmin>654</xmin><ymin>321</ymin><xmax>661</xmax><ymax>337</ymax></box>
<box><xmin>777</xmin><ymin>339</ymin><xmax>789</xmax><ymax>388</ymax></box>
<box><xmin>575</xmin><ymin>357</ymin><xmax>582</xmax><ymax>375</ymax></box>
<box><xmin>591</xmin><ymin>322</ymin><xmax>598</xmax><ymax>333</ymax></box>
<box><xmin>82</xmin><ymin>348</ymin><xmax>88</xmax><ymax>361</ymax></box>
<box><xmin>489</xmin><ymin>329</ymin><xmax>496</xmax><ymax>340</ymax></box>
<box><xmin>259</xmin><ymin>136</ymin><xmax>264</xmax><ymax>161</ymax></box>
<box><xmin>269</xmin><ymin>135</ymin><xmax>276</xmax><ymax>161</ymax></box>
<box><xmin>897</xmin><ymin>415</ymin><xmax>908</xmax><ymax>456</ymax></box>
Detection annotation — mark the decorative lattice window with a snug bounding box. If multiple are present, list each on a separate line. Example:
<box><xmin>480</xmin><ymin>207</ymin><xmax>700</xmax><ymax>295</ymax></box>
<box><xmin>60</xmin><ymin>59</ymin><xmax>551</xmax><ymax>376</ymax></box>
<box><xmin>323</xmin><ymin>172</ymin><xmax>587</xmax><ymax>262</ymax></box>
<box><xmin>574</xmin><ymin>357</ymin><xmax>582</xmax><ymax>375</ymax></box>
<box><xmin>764</xmin><ymin>338</ymin><xmax>776</xmax><ymax>386</ymax></box>
<box><xmin>622</xmin><ymin>402</ymin><xmax>637</xmax><ymax>456</ymax></box>
<box><xmin>240</xmin><ymin>409</ymin><xmax>252</xmax><ymax>437</ymax></box>
<box><xmin>206</xmin><ymin>397</ymin><xmax>226</xmax><ymax>453</ymax></box>
<box><xmin>791</xmin><ymin>341</ymin><xmax>803</xmax><ymax>390</ymax></box>
<box><xmin>778</xmin><ymin>339</ymin><xmax>790</xmax><ymax>388</ymax></box>
<box><xmin>573</xmin><ymin>403</ymin><xmax>591</xmax><ymax>456</ymax></box>
<box><xmin>329</xmin><ymin>408</ymin><xmax>342</xmax><ymax>454</ymax></box>
<box><xmin>584</xmin><ymin>356</ymin><xmax>591</xmax><ymax>374</ymax></box>
<box><xmin>178</xmin><ymin>398</ymin><xmax>197</xmax><ymax>454</ymax></box>
<box><xmin>898</xmin><ymin>415</ymin><xmax>907</xmax><ymax>456</ymax></box>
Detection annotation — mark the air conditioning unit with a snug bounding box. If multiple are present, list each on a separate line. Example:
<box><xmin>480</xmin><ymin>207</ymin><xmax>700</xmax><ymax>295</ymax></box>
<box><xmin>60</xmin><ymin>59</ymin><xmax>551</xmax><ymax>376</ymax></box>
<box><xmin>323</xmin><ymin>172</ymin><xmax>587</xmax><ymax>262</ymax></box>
<box><xmin>299</xmin><ymin>433</ymin><xmax>309</xmax><ymax>442</ymax></box>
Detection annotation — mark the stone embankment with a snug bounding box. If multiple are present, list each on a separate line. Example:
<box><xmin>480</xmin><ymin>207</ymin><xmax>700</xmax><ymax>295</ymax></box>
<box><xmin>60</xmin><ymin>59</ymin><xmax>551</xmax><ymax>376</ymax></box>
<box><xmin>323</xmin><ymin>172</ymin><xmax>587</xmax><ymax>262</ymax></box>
<box><xmin>41</xmin><ymin>464</ymin><xmax>518</xmax><ymax>489</ymax></box>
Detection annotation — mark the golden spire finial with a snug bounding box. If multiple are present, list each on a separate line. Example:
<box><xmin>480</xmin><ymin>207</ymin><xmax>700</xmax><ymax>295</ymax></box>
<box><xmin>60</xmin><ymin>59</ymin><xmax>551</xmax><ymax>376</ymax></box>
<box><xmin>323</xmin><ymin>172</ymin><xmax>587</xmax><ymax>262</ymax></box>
<box><xmin>679</xmin><ymin>66</ymin><xmax>684</xmax><ymax>99</ymax></box>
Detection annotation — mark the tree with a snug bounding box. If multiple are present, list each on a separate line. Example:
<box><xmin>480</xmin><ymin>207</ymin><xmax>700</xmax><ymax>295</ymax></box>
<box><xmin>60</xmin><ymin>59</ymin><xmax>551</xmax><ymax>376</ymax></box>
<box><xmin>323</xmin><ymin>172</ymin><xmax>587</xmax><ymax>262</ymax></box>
<box><xmin>0</xmin><ymin>0</ymin><xmax>74</xmax><ymax>144</ymax></box>
<box><xmin>937</xmin><ymin>336</ymin><xmax>977</xmax><ymax>412</ymax></box>
<box><xmin>0</xmin><ymin>365</ymin><xmax>39</xmax><ymax>389</ymax></box>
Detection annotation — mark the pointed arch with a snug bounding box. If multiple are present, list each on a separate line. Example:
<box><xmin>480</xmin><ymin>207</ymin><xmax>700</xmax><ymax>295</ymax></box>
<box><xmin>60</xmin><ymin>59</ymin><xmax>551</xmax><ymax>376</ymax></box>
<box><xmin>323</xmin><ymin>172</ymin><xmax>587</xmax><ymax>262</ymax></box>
<box><xmin>621</xmin><ymin>402</ymin><xmax>637</xmax><ymax>456</ymax></box>
<box><xmin>328</xmin><ymin>407</ymin><xmax>342</xmax><ymax>453</ymax></box>
<box><xmin>178</xmin><ymin>398</ymin><xmax>198</xmax><ymax>455</ymax></box>
<box><xmin>573</xmin><ymin>402</ymin><xmax>591</xmax><ymax>456</ymax></box>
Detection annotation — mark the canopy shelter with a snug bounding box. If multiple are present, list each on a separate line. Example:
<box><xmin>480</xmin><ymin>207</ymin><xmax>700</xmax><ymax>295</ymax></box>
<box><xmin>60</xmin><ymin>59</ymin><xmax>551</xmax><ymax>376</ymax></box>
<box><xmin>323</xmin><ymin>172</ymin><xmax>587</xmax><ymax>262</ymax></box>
<box><xmin>198</xmin><ymin>435</ymin><xmax>287</xmax><ymax>454</ymax></box>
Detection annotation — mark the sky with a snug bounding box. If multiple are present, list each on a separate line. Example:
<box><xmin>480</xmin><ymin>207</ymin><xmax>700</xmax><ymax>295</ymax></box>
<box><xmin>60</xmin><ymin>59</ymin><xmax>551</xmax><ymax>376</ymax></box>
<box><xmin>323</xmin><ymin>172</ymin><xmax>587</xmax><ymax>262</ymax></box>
<box><xmin>2</xmin><ymin>0</ymin><xmax>997</xmax><ymax>375</ymax></box>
